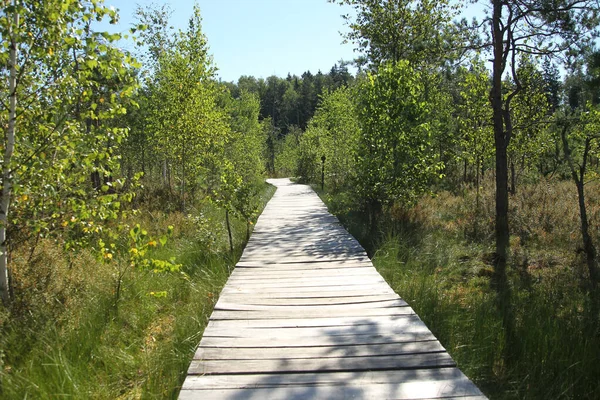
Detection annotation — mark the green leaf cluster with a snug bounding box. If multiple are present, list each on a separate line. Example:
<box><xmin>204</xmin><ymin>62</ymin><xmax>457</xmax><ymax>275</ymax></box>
<box><xmin>1</xmin><ymin>0</ymin><xmax>140</xmax><ymax>256</ymax></box>
<box><xmin>354</xmin><ymin>60</ymin><xmax>444</xmax><ymax>207</ymax></box>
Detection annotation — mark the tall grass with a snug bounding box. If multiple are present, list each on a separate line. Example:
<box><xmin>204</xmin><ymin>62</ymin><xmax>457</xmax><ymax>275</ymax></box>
<box><xmin>321</xmin><ymin>177</ymin><xmax>600</xmax><ymax>399</ymax></box>
<box><xmin>0</xmin><ymin>182</ymin><xmax>276</xmax><ymax>399</ymax></box>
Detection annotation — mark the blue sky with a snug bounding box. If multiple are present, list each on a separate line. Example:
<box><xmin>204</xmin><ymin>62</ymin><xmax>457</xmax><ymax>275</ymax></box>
<box><xmin>101</xmin><ymin>1</ymin><xmax>486</xmax><ymax>83</ymax></box>
<box><xmin>102</xmin><ymin>0</ymin><xmax>357</xmax><ymax>82</ymax></box>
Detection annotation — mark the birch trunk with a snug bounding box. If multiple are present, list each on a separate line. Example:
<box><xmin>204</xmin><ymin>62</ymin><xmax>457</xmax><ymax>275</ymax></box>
<box><xmin>1</xmin><ymin>7</ymin><xmax>19</xmax><ymax>305</ymax></box>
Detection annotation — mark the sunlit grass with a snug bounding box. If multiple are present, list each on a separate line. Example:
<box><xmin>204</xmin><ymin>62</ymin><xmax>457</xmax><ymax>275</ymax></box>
<box><xmin>320</xmin><ymin>178</ymin><xmax>600</xmax><ymax>399</ymax></box>
<box><xmin>0</xmin><ymin>182</ymin><xmax>276</xmax><ymax>399</ymax></box>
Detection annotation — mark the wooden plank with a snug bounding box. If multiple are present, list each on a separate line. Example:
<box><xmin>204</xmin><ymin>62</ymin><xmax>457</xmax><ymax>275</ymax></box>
<box><xmin>245</xmin><ymin>235</ymin><xmax>360</xmax><ymax>242</ymax></box>
<box><xmin>245</xmin><ymin>241</ymin><xmax>362</xmax><ymax>245</ymax></box>
<box><xmin>214</xmin><ymin>298</ymin><xmax>407</xmax><ymax>310</ymax></box>
<box><xmin>210</xmin><ymin>307</ymin><xmax>414</xmax><ymax>320</ymax></box>
<box><xmin>242</xmin><ymin>248</ymin><xmax>366</xmax><ymax>255</ymax></box>
<box><xmin>223</xmin><ymin>283</ymin><xmax>392</xmax><ymax>292</ymax></box>
<box><xmin>234</xmin><ymin>261</ymin><xmax>373</xmax><ymax>269</ymax></box>
<box><xmin>188</xmin><ymin>352</ymin><xmax>456</xmax><ymax>375</ymax></box>
<box><xmin>247</xmin><ymin>236</ymin><xmax>360</xmax><ymax>244</ymax></box>
<box><xmin>237</xmin><ymin>259</ymin><xmax>371</xmax><ymax>265</ymax></box>
<box><xmin>230</xmin><ymin>267</ymin><xmax>379</xmax><ymax>278</ymax></box>
<box><xmin>243</xmin><ymin>243</ymin><xmax>365</xmax><ymax>250</ymax></box>
<box><xmin>227</xmin><ymin>274</ymin><xmax>383</xmax><ymax>282</ymax></box>
<box><xmin>207</xmin><ymin>314</ymin><xmax>421</xmax><ymax>329</ymax></box>
<box><xmin>223</xmin><ymin>278</ymin><xmax>387</xmax><ymax>289</ymax></box>
<box><xmin>180</xmin><ymin>387</ymin><xmax>485</xmax><ymax>400</ymax></box>
<box><xmin>216</xmin><ymin>297</ymin><xmax>400</xmax><ymax>307</ymax></box>
<box><xmin>242</xmin><ymin>246</ymin><xmax>364</xmax><ymax>253</ymax></box>
<box><xmin>182</xmin><ymin>367</ymin><xmax>470</xmax><ymax>389</ymax></box>
<box><xmin>180</xmin><ymin>369</ymin><xmax>486</xmax><ymax>400</ymax></box>
<box><xmin>226</xmin><ymin>275</ymin><xmax>384</xmax><ymax>285</ymax></box>
<box><xmin>202</xmin><ymin>328</ymin><xmax>432</xmax><ymax>342</ymax></box>
<box><xmin>195</xmin><ymin>340</ymin><xmax>446</xmax><ymax>360</ymax></box>
<box><xmin>203</xmin><ymin>319</ymin><xmax>434</xmax><ymax>339</ymax></box>
<box><xmin>198</xmin><ymin>332</ymin><xmax>438</xmax><ymax>348</ymax></box>
<box><xmin>220</xmin><ymin>286</ymin><xmax>397</xmax><ymax>296</ymax></box>
<box><xmin>237</xmin><ymin>255</ymin><xmax>370</xmax><ymax>264</ymax></box>
<box><xmin>228</xmin><ymin>269</ymin><xmax>382</xmax><ymax>279</ymax></box>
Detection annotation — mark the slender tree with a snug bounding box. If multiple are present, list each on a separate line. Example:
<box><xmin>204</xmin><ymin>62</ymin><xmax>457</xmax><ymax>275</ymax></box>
<box><xmin>485</xmin><ymin>0</ymin><xmax>599</xmax><ymax>288</ymax></box>
<box><xmin>0</xmin><ymin>0</ymin><xmax>137</xmax><ymax>305</ymax></box>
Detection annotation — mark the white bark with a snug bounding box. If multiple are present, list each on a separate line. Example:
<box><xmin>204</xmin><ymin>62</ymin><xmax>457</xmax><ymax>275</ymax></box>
<box><xmin>1</xmin><ymin>6</ymin><xmax>19</xmax><ymax>305</ymax></box>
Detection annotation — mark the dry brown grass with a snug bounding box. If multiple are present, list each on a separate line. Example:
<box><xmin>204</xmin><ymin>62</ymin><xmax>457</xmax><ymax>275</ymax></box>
<box><xmin>338</xmin><ymin>176</ymin><xmax>600</xmax><ymax>399</ymax></box>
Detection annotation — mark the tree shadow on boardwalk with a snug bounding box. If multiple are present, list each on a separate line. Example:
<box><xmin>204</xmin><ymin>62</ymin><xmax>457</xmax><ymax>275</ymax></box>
<box><xmin>184</xmin><ymin>316</ymin><xmax>482</xmax><ymax>399</ymax></box>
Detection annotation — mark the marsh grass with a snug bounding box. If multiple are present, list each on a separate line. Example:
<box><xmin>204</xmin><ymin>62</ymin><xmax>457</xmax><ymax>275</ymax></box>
<box><xmin>0</xmin><ymin>182</ymin><xmax>276</xmax><ymax>399</ymax></box>
<box><xmin>321</xmin><ymin>177</ymin><xmax>600</xmax><ymax>399</ymax></box>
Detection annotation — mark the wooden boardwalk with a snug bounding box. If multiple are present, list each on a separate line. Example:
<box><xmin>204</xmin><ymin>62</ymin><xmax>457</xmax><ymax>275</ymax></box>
<box><xmin>180</xmin><ymin>178</ymin><xmax>486</xmax><ymax>399</ymax></box>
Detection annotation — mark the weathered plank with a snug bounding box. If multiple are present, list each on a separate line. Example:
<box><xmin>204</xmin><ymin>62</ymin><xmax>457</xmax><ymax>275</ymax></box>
<box><xmin>195</xmin><ymin>340</ymin><xmax>446</xmax><ymax>360</ymax></box>
<box><xmin>223</xmin><ymin>278</ymin><xmax>388</xmax><ymax>289</ymax></box>
<box><xmin>234</xmin><ymin>261</ymin><xmax>371</xmax><ymax>267</ymax></box>
<box><xmin>206</xmin><ymin>314</ymin><xmax>423</xmax><ymax>330</ymax></box>
<box><xmin>216</xmin><ymin>298</ymin><xmax>400</xmax><ymax>308</ymax></box>
<box><xmin>182</xmin><ymin>367</ymin><xmax>469</xmax><ymax>388</ymax></box>
<box><xmin>188</xmin><ymin>352</ymin><xmax>456</xmax><ymax>375</ymax></box>
<box><xmin>180</xmin><ymin>178</ymin><xmax>486</xmax><ymax>399</ymax></box>
<box><xmin>227</xmin><ymin>273</ymin><xmax>384</xmax><ymax>284</ymax></box>
<box><xmin>202</xmin><ymin>319</ymin><xmax>440</xmax><ymax>340</ymax></box>
<box><xmin>180</xmin><ymin>388</ymin><xmax>485</xmax><ymax>400</ymax></box>
<box><xmin>210</xmin><ymin>308</ymin><xmax>413</xmax><ymax>320</ymax></box>
<box><xmin>180</xmin><ymin>368</ymin><xmax>486</xmax><ymax>400</ymax></box>
<box><xmin>214</xmin><ymin>298</ymin><xmax>407</xmax><ymax>310</ymax></box>
<box><xmin>197</xmin><ymin>332</ymin><xmax>438</xmax><ymax>348</ymax></box>
<box><xmin>237</xmin><ymin>254</ymin><xmax>370</xmax><ymax>263</ymax></box>
<box><xmin>221</xmin><ymin>285</ymin><xmax>396</xmax><ymax>296</ymax></box>
<box><xmin>229</xmin><ymin>267</ymin><xmax>380</xmax><ymax>278</ymax></box>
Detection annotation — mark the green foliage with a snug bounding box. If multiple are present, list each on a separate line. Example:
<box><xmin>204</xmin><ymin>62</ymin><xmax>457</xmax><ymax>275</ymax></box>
<box><xmin>293</xmin><ymin>86</ymin><xmax>360</xmax><ymax>189</ymax></box>
<box><xmin>333</xmin><ymin>0</ymin><xmax>461</xmax><ymax>68</ymax></box>
<box><xmin>455</xmin><ymin>59</ymin><xmax>494</xmax><ymax>183</ymax></box>
<box><xmin>128</xmin><ymin>4</ymin><xmax>229</xmax><ymax>211</ymax></box>
<box><xmin>0</xmin><ymin>0</ymin><xmax>140</xmax><ymax>304</ymax></box>
<box><xmin>216</xmin><ymin>89</ymin><xmax>267</xmax><ymax>224</ymax></box>
<box><xmin>127</xmin><ymin>224</ymin><xmax>180</xmax><ymax>273</ymax></box>
<box><xmin>1</xmin><ymin>0</ymin><xmax>138</xmax><ymax>233</ymax></box>
<box><xmin>296</xmin><ymin>126</ymin><xmax>323</xmax><ymax>183</ymax></box>
<box><xmin>274</xmin><ymin>127</ymin><xmax>301</xmax><ymax>177</ymax></box>
<box><xmin>229</xmin><ymin>65</ymin><xmax>354</xmax><ymax>135</ymax></box>
<box><xmin>307</xmin><ymin>87</ymin><xmax>360</xmax><ymax>190</ymax></box>
<box><xmin>355</xmin><ymin>61</ymin><xmax>444</xmax><ymax>207</ymax></box>
<box><xmin>508</xmin><ymin>57</ymin><xmax>552</xmax><ymax>182</ymax></box>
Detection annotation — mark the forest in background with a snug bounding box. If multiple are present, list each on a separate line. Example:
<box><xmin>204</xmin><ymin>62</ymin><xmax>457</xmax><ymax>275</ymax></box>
<box><xmin>1</xmin><ymin>0</ymin><xmax>600</xmax><ymax>398</ymax></box>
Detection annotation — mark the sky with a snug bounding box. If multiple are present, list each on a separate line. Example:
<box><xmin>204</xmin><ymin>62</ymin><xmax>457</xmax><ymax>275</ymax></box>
<box><xmin>102</xmin><ymin>0</ymin><xmax>358</xmax><ymax>83</ymax></box>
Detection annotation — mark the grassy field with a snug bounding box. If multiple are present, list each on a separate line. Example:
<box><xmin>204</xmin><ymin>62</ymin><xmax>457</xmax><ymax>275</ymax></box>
<box><xmin>0</xmin><ymin>182</ymin><xmax>275</xmax><ymax>399</ymax></box>
<box><xmin>320</xmin><ymin>177</ymin><xmax>600</xmax><ymax>399</ymax></box>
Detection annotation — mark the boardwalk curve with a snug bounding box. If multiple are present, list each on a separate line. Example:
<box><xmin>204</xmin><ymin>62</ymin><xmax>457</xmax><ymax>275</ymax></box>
<box><xmin>180</xmin><ymin>178</ymin><xmax>486</xmax><ymax>399</ymax></box>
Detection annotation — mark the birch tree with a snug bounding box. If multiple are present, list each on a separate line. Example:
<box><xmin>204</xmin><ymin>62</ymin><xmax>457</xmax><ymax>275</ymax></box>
<box><xmin>0</xmin><ymin>0</ymin><xmax>137</xmax><ymax>305</ymax></box>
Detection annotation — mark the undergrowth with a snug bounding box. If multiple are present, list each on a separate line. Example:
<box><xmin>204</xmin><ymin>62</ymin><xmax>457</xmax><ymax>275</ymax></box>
<box><xmin>321</xmin><ymin>177</ymin><xmax>600</xmax><ymax>399</ymax></box>
<box><xmin>0</xmin><ymin>182</ymin><xmax>276</xmax><ymax>399</ymax></box>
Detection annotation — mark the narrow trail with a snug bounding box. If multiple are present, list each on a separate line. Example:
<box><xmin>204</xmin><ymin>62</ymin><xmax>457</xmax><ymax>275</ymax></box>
<box><xmin>180</xmin><ymin>178</ymin><xmax>486</xmax><ymax>399</ymax></box>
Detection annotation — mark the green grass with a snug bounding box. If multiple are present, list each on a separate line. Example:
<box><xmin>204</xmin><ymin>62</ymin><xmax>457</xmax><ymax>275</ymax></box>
<box><xmin>319</xmin><ymin>179</ymin><xmax>600</xmax><ymax>399</ymax></box>
<box><xmin>0</xmin><ymin>182</ymin><xmax>276</xmax><ymax>399</ymax></box>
